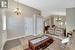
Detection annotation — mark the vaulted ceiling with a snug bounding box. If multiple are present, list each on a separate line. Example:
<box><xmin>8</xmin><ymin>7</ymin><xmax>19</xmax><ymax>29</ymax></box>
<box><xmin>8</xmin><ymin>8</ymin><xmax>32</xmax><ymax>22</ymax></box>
<box><xmin>15</xmin><ymin>0</ymin><xmax>75</xmax><ymax>17</ymax></box>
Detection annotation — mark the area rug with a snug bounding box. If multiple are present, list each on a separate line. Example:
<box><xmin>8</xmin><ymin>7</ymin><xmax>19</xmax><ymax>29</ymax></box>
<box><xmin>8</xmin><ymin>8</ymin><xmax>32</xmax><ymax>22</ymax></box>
<box><xmin>24</xmin><ymin>48</ymin><xmax>32</xmax><ymax>50</ymax></box>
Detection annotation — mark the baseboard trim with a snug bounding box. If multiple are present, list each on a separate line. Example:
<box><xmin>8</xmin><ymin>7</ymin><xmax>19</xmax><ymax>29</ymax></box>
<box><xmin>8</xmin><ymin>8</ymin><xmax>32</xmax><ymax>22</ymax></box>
<box><xmin>7</xmin><ymin>35</ymin><xmax>26</xmax><ymax>41</ymax></box>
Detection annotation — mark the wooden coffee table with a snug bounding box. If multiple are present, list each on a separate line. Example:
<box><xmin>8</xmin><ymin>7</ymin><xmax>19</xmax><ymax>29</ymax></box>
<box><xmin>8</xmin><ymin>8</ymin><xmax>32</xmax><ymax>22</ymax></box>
<box><xmin>28</xmin><ymin>35</ymin><xmax>54</xmax><ymax>50</ymax></box>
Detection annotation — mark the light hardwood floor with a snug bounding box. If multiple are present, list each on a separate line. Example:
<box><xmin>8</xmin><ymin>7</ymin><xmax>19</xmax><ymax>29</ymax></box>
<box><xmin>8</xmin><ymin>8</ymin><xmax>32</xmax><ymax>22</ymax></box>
<box><xmin>3</xmin><ymin>33</ymin><xmax>75</xmax><ymax>50</ymax></box>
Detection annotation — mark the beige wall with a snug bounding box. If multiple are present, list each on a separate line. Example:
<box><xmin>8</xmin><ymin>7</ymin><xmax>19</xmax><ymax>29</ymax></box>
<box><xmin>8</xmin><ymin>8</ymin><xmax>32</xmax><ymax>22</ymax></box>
<box><xmin>44</xmin><ymin>15</ymin><xmax>54</xmax><ymax>28</ymax></box>
<box><xmin>6</xmin><ymin>0</ymin><xmax>41</xmax><ymax>40</ymax></box>
<box><xmin>66</xmin><ymin>8</ymin><xmax>75</xmax><ymax>32</ymax></box>
<box><xmin>44</xmin><ymin>16</ymin><xmax>51</xmax><ymax>27</ymax></box>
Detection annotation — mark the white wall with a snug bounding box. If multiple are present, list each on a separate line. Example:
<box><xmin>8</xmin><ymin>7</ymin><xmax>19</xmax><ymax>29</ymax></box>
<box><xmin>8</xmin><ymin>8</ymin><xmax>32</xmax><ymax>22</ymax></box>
<box><xmin>0</xmin><ymin>9</ymin><xmax>7</xmax><ymax>50</ymax></box>
<box><xmin>0</xmin><ymin>10</ymin><xmax>3</xmax><ymax>50</ymax></box>
<box><xmin>66</xmin><ymin>8</ymin><xmax>75</xmax><ymax>32</ymax></box>
<box><xmin>6</xmin><ymin>0</ymin><xmax>41</xmax><ymax>40</ymax></box>
<box><xmin>7</xmin><ymin>15</ymin><xmax>25</xmax><ymax>39</ymax></box>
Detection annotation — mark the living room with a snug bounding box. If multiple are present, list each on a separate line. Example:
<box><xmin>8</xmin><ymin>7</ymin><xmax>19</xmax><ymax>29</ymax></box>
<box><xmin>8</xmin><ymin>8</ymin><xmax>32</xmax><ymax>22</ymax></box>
<box><xmin>0</xmin><ymin>0</ymin><xmax>75</xmax><ymax>50</ymax></box>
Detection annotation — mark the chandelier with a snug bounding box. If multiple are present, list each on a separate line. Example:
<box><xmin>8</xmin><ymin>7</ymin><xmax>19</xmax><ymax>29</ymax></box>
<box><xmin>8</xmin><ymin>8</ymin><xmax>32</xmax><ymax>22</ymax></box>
<box><xmin>14</xmin><ymin>8</ymin><xmax>21</xmax><ymax>15</ymax></box>
<box><xmin>14</xmin><ymin>0</ymin><xmax>21</xmax><ymax>15</ymax></box>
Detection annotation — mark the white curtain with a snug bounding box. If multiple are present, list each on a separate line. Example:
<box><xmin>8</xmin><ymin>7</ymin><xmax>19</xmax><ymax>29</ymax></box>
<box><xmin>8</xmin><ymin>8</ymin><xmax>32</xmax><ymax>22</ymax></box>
<box><xmin>24</xmin><ymin>17</ymin><xmax>34</xmax><ymax>36</ymax></box>
<box><xmin>36</xmin><ymin>17</ymin><xmax>43</xmax><ymax>35</ymax></box>
<box><xmin>24</xmin><ymin>16</ymin><xmax>43</xmax><ymax>36</ymax></box>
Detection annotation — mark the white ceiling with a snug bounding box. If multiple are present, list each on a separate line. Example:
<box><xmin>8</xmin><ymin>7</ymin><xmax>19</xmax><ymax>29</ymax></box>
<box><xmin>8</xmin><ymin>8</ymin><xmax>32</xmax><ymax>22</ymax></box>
<box><xmin>15</xmin><ymin>0</ymin><xmax>75</xmax><ymax>17</ymax></box>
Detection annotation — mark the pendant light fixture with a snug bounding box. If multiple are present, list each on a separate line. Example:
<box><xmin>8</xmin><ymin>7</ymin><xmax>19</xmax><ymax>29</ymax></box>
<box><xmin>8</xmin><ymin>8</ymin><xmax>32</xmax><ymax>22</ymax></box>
<box><xmin>14</xmin><ymin>0</ymin><xmax>21</xmax><ymax>15</ymax></box>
